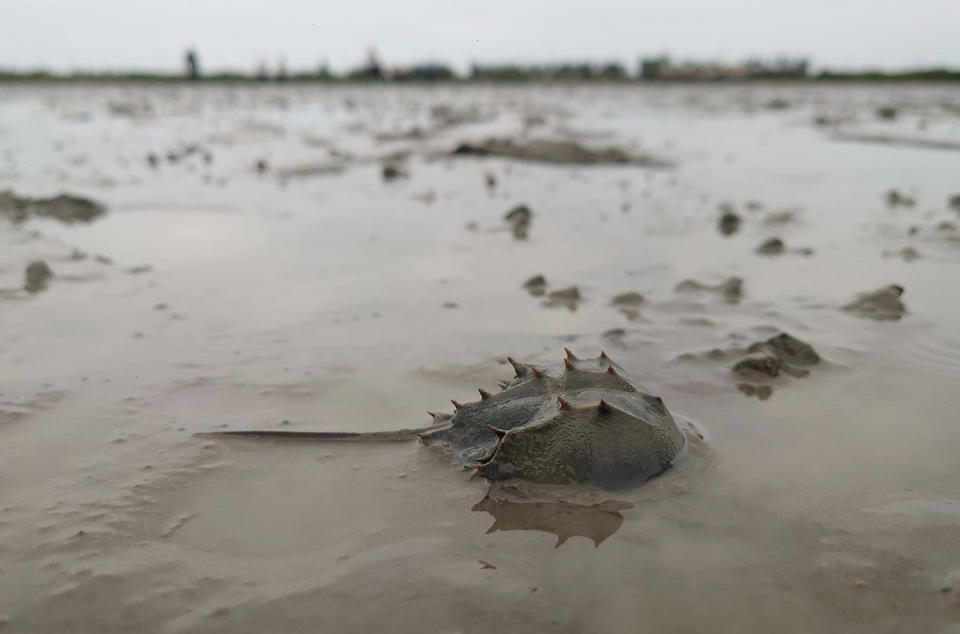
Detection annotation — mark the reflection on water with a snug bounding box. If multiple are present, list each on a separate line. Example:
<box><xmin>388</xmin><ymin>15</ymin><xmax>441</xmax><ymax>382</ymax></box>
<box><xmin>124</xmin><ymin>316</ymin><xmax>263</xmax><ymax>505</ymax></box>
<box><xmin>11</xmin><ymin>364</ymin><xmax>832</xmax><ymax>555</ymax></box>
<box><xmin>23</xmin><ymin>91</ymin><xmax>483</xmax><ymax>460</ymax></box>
<box><xmin>472</xmin><ymin>493</ymin><xmax>633</xmax><ymax>548</ymax></box>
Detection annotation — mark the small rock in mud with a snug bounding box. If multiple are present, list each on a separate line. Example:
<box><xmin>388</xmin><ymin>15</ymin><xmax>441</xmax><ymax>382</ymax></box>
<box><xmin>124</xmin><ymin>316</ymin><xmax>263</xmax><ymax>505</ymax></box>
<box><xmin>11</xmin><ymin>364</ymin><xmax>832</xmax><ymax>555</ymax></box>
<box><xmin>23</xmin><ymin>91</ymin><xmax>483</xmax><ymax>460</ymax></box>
<box><xmin>886</xmin><ymin>190</ymin><xmax>915</xmax><ymax>208</ymax></box>
<box><xmin>675</xmin><ymin>277</ymin><xmax>743</xmax><ymax>302</ymax></box>
<box><xmin>147</xmin><ymin>153</ymin><xmax>160</xmax><ymax>168</ymax></box>
<box><xmin>754</xmin><ymin>332</ymin><xmax>821</xmax><ymax>366</ymax></box>
<box><xmin>737</xmin><ymin>383</ymin><xmax>773</xmax><ymax>400</ymax></box>
<box><xmin>611</xmin><ymin>291</ymin><xmax>645</xmax><ymax>319</ymax></box>
<box><xmin>549</xmin><ymin>286</ymin><xmax>580</xmax><ymax>300</ymax></box>
<box><xmin>763</xmin><ymin>210</ymin><xmax>798</xmax><ymax>225</ymax></box>
<box><xmin>523</xmin><ymin>274</ymin><xmax>547</xmax><ymax>296</ymax></box>
<box><xmin>602</xmin><ymin>328</ymin><xmax>628</xmax><ymax>347</ymax></box>
<box><xmin>485</xmin><ymin>172</ymin><xmax>497</xmax><ymax>191</ymax></box>
<box><xmin>937</xmin><ymin>221</ymin><xmax>957</xmax><ymax>233</ymax></box>
<box><xmin>756</xmin><ymin>237</ymin><xmax>785</xmax><ymax>255</ymax></box>
<box><xmin>24</xmin><ymin>260</ymin><xmax>53</xmax><ymax>293</ymax></box>
<box><xmin>732</xmin><ymin>332</ymin><xmax>820</xmax><ymax>379</ymax></box>
<box><xmin>255</xmin><ymin>159</ymin><xmax>269</xmax><ymax>173</ymax></box>
<box><xmin>718</xmin><ymin>210</ymin><xmax>741</xmax><ymax>236</ymax></box>
<box><xmin>382</xmin><ymin>163</ymin><xmax>407</xmax><ymax>181</ymax></box>
<box><xmin>949</xmin><ymin>194</ymin><xmax>960</xmax><ymax>212</ymax></box>
<box><xmin>611</xmin><ymin>292</ymin><xmax>644</xmax><ymax>307</ymax></box>
<box><xmin>430</xmin><ymin>104</ymin><xmax>487</xmax><ymax>129</ymax></box>
<box><xmin>876</xmin><ymin>106</ymin><xmax>898</xmax><ymax>121</ymax></box>
<box><xmin>882</xmin><ymin>247</ymin><xmax>920</xmax><ymax>261</ymax></box>
<box><xmin>543</xmin><ymin>286</ymin><xmax>581</xmax><ymax>310</ymax></box>
<box><xmin>452</xmin><ymin>138</ymin><xmax>670</xmax><ymax>167</ymax></box>
<box><xmin>505</xmin><ymin>204</ymin><xmax>533</xmax><ymax>239</ymax></box>
<box><xmin>276</xmin><ymin>162</ymin><xmax>344</xmax><ymax>181</ymax></box>
<box><xmin>0</xmin><ymin>190</ymin><xmax>106</xmax><ymax>224</ymax></box>
<box><xmin>374</xmin><ymin>127</ymin><xmax>426</xmax><ymax>143</ymax></box>
<box><xmin>842</xmin><ymin>284</ymin><xmax>907</xmax><ymax>321</ymax></box>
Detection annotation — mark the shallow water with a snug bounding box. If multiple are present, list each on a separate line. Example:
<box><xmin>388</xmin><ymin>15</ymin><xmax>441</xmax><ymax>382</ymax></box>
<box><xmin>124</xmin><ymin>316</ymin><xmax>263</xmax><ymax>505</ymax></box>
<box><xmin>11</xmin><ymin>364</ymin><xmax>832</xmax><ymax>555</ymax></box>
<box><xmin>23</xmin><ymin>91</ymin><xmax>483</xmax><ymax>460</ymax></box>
<box><xmin>1</xmin><ymin>81</ymin><xmax>959</xmax><ymax>633</ymax></box>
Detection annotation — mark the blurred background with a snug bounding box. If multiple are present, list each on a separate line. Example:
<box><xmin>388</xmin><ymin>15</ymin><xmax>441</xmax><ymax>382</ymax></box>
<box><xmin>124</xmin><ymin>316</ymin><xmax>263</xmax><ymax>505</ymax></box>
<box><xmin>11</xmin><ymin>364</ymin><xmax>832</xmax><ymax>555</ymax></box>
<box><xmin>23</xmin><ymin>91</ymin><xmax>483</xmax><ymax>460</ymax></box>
<box><xmin>1</xmin><ymin>2</ymin><xmax>959</xmax><ymax>633</ymax></box>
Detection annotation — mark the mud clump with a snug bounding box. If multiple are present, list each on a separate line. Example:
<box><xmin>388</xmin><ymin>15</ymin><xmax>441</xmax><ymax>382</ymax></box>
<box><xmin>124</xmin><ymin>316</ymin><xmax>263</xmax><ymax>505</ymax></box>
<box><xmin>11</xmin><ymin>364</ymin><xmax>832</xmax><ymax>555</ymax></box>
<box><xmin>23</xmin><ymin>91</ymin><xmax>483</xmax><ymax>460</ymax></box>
<box><xmin>275</xmin><ymin>162</ymin><xmax>345</xmax><ymax>181</ymax></box>
<box><xmin>763</xmin><ymin>210</ymin><xmax>798</xmax><ymax>225</ymax></box>
<box><xmin>611</xmin><ymin>292</ymin><xmax>644</xmax><ymax>307</ymax></box>
<box><xmin>430</xmin><ymin>104</ymin><xmax>488</xmax><ymax>129</ymax></box>
<box><xmin>0</xmin><ymin>190</ymin><xmax>106</xmax><ymax>224</ymax></box>
<box><xmin>886</xmin><ymin>190</ymin><xmax>915</xmax><ymax>208</ymax></box>
<box><xmin>543</xmin><ymin>286</ymin><xmax>581</xmax><ymax>310</ymax></box>
<box><xmin>718</xmin><ymin>210</ymin><xmax>741</xmax><ymax>236</ymax></box>
<box><xmin>737</xmin><ymin>383</ymin><xmax>773</xmax><ymax>400</ymax></box>
<box><xmin>452</xmin><ymin>138</ymin><xmax>670</xmax><ymax>167</ymax></box>
<box><xmin>523</xmin><ymin>274</ymin><xmax>547</xmax><ymax>296</ymax></box>
<box><xmin>504</xmin><ymin>204</ymin><xmax>533</xmax><ymax>239</ymax></box>
<box><xmin>382</xmin><ymin>163</ymin><xmax>407</xmax><ymax>181</ymax></box>
<box><xmin>882</xmin><ymin>247</ymin><xmax>920</xmax><ymax>262</ymax></box>
<box><xmin>876</xmin><ymin>106</ymin><xmax>898</xmax><ymax>121</ymax></box>
<box><xmin>842</xmin><ymin>284</ymin><xmax>907</xmax><ymax>321</ymax></box>
<box><xmin>732</xmin><ymin>333</ymin><xmax>821</xmax><ymax>379</ymax></box>
<box><xmin>675</xmin><ymin>277</ymin><xmax>743</xmax><ymax>302</ymax></box>
<box><xmin>24</xmin><ymin>260</ymin><xmax>53</xmax><ymax>293</ymax></box>
<box><xmin>756</xmin><ymin>237</ymin><xmax>785</xmax><ymax>255</ymax></box>
<box><xmin>611</xmin><ymin>292</ymin><xmax>645</xmax><ymax>319</ymax></box>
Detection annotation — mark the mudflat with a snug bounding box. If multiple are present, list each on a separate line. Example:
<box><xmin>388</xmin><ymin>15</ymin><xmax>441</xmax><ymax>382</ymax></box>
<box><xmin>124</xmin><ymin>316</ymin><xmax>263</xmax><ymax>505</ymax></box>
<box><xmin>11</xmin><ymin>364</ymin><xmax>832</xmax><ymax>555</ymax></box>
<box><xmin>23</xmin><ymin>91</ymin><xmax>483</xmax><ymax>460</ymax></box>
<box><xmin>0</xmin><ymin>81</ymin><xmax>959</xmax><ymax>633</ymax></box>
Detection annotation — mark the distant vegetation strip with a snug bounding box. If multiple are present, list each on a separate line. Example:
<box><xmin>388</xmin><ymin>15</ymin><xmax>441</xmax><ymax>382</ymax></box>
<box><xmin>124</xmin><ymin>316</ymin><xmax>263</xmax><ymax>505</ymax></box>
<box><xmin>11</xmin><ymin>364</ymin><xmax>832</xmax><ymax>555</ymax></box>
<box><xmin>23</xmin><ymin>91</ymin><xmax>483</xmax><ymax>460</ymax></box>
<box><xmin>1</xmin><ymin>67</ymin><xmax>959</xmax><ymax>83</ymax></box>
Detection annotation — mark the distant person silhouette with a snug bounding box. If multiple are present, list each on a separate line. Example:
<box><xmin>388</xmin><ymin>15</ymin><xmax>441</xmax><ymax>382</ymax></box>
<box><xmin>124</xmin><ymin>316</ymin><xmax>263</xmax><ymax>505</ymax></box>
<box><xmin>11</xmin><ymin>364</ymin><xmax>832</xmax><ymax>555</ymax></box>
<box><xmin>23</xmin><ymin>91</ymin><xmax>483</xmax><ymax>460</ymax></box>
<box><xmin>185</xmin><ymin>49</ymin><xmax>200</xmax><ymax>80</ymax></box>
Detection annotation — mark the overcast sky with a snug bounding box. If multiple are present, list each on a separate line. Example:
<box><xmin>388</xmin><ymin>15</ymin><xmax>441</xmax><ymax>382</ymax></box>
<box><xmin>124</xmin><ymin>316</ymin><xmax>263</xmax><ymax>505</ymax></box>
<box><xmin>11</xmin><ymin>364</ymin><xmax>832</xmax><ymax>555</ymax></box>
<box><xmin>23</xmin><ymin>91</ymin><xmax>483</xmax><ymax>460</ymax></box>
<box><xmin>2</xmin><ymin>0</ymin><xmax>959</xmax><ymax>74</ymax></box>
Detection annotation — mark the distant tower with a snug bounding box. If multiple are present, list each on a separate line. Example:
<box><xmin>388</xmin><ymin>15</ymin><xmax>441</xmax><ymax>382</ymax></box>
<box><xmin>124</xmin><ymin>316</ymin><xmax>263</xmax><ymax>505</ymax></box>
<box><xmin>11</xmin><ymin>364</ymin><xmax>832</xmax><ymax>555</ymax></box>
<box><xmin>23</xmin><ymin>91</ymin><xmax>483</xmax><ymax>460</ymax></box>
<box><xmin>185</xmin><ymin>49</ymin><xmax>200</xmax><ymax>80</ymax></box>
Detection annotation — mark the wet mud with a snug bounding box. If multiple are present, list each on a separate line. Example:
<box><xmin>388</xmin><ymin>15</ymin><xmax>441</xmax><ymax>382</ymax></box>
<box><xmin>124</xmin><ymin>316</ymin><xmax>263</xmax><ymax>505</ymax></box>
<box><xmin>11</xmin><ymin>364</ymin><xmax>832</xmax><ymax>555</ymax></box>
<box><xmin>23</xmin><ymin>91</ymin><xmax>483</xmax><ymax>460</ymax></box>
<box><xmin>1</xmin><ymin>82</ymin><xmax>959</xmax><ymax>634</ymax></box>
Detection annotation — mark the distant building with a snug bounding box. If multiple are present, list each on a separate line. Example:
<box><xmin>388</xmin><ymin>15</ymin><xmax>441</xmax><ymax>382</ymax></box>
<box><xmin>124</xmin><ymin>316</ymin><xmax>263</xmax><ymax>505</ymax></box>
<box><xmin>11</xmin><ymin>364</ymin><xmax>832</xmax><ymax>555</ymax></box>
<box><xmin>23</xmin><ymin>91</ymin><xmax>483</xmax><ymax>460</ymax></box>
<box><xmin>470</xmin><ymin>62</ymin><xmax>627</xmax><ymax>81</ymax></box>
<box><xmin>640</xmin><ymin>56</ymin><xmax>809</xmax><ymax>81</ymax></box>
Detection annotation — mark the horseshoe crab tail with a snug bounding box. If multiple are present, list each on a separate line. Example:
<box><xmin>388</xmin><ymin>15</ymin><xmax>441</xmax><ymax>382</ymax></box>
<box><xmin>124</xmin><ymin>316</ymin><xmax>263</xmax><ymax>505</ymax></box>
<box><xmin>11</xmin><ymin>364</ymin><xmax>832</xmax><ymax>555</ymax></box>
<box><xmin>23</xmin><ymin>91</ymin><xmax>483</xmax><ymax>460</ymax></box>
<box><xmin>196</xmin><ymin>421</ymin><xmax>449</xmax><ymax>443</ymax></box>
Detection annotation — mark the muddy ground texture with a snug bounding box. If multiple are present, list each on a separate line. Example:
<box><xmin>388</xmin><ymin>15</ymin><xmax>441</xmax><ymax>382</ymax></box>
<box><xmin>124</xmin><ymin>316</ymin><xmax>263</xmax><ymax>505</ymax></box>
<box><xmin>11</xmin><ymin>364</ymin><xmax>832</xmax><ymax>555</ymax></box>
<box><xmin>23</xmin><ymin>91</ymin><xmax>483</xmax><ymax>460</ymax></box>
<box><xmin>1</xmin><ymin>82</ymin><xmax>959</xmax><ymax>633</ymax></box>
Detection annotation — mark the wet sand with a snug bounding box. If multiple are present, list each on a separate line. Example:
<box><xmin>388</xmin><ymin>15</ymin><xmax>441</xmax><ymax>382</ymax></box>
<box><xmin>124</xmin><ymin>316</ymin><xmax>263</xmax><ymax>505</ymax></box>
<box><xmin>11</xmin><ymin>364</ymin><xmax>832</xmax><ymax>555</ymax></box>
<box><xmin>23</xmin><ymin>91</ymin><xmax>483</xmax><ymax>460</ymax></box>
<box><xmin>1</xmin><ymin>81</ymin><xmax>959</xmax><ymax>632</ymax></box>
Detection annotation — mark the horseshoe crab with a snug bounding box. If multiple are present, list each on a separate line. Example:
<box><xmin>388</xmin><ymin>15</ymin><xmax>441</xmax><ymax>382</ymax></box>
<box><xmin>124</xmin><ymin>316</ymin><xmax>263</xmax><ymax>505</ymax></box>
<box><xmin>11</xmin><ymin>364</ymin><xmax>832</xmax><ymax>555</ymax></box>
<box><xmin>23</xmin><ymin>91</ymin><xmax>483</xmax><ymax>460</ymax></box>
<box><xmin>211</xmin><ymin>350</ymin><xmax>686</xmax><ymax>488</ymax></box>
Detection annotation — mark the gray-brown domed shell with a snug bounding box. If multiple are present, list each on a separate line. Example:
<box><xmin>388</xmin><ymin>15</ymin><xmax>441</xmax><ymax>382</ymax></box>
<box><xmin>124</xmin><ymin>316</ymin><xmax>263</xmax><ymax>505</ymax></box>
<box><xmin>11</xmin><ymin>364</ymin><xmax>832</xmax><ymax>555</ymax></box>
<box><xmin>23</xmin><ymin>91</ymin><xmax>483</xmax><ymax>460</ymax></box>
<box><xmin>419</xmin><ymin>350</ymin><xmax>684</xmax><ymax>487</ymax></box>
